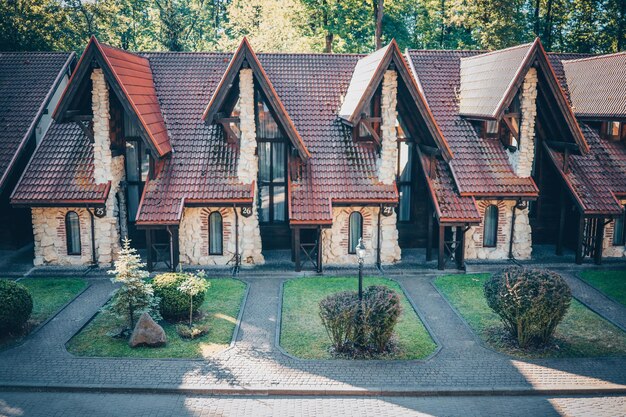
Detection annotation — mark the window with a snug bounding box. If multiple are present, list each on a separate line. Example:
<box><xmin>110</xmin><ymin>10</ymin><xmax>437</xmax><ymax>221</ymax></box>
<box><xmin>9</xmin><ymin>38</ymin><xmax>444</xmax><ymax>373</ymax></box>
<box><xmin>484</xmin><ymin>120</ymin><xmax>499</xmax><ymax>137</ymax></box>
<box><xmin>125</xmin><ymin>140</ymin><xmax>150</xmax><ymax>222</ymax></box>
<box><xmin>209</xmin><ymin>212</ymin><xmax>223</xmax><ymax>255</ymax></box>
<box><xmin>65</xmin><ymin>211</ymin><xmax>81</xmax><ymax>255</ymax></box>
<box><xmin>256</xmin><ymin>91</ymin><xmax>287</xmax><ymax>223</ymax></box>
<box><xmin>397</xmin><ymin>138</ymin><xmax>413</xmax><ymax>222</ymax></box>
<box><xmin>613</xmin><ymin>207</ymin><xmax>626</xmax><ymax>246</ymax></box>
<box><xmin>603</xmin><ymin>121</ymin><xmax>624</xmax><ymax>141</ymax></box>
<box><xmin>348</xmin><ymin>212</ymin><xmax>363</xmax><ymax>254</ymax></box>
<box><xmin>483</xmin><ymin>205</ymin><xmax>498</xmax><ymax>247</ymax></box>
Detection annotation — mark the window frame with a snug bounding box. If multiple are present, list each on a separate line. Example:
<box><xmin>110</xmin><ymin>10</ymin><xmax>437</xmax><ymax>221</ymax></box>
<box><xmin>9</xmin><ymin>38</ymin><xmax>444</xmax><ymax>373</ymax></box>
<box><xmin>482</xmin><ymin>205</ymin><xmax>499</xmax><ymax>248</ymax></box>
<box><xmin>613</xmin><ymin>206</ymin><xmax>626</xmax><ymax>246</ymax></box>
<box><xmin>396</xmin><ymin>137</ymin><xmax>414</xmax><ymax>223</ymax></box>
<box><xmin>208</xmin><ymin>211</ymin><xmax>224</xmax><ymax>255</ymax></box>
<box><xmin>348</xmin><ymin>211</ymin><xmax>363</xmax><ymax>254</ymax></box>
<box><xmin>65</xmin><ymin>211</ymin><xmax>81</xmax><ymax>256</ymax></box>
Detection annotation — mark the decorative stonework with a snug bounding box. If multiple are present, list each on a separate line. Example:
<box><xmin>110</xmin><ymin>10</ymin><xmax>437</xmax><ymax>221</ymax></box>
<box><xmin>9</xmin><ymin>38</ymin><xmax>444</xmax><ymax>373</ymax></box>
<box><xmin>322</xmin><ymin>206</ymin><xmax>400</xmax><ymax>265</ymax></box>
<box><xmin>91</xmin><ymin>68</ymin><xmax>112</xmax><ymax>185</ymax></box>
<box><xmin>236</xmin><ymin>68</ymin><xmax>264</xmax><ymax>265</ymax></box>
<box><xmin>179</xmin><ymin>207</ymin><xmax>236</xmax><ymax>265</ymax></box>
<box><xmin>377</xmin><ymin>70</ymin><xmax>398</xmax><ymax>185</ymax></box>
<box><xmin>32</xmin><ymin>208</ymin><xmax>92</xmax><ymax>266</ymax></box>
<box><xmin>602</xmin><ymin>200</ymin><xmax>626</xmax><ymax>258</ymax></box>
<box><xmin>507</xmin><ymin>67</ymin><xmax>537</xmax><ymax>178</ymax></box>
<box><xmin>464</xmin><ymin>200</ymin><xmax>532</xmax><ymax>260</ymax></box>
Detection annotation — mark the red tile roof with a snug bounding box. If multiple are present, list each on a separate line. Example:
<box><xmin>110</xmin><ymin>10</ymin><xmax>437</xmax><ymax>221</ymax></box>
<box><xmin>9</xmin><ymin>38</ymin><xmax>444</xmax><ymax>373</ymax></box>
<box><xmin>0</xmin><ymin>52</ymin><xmax>74</xmax><ymax>193</ymax></box>
<box><xmin>562</xmin><ymin>52</ymin><xmax>626</xmax><ymax>119</ymax></box>
<box><xmin>407</xmin><ymin>49</ymin><xmax>539</xmax><ymax>197</ymax></box>
<box><xmin>11</xmin><ymin>122</ymin><xmax>110</xmax><ymax>205</ymax></box>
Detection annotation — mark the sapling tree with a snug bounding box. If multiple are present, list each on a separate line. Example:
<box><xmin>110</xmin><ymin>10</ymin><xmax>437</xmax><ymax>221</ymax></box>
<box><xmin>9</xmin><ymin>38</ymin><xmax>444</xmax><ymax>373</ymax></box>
<box><xmin>177</xmin><ymin>271</ymin><xmax>209</xmax><ymax>328</ymax></box>
<box><xmin>105</xmin><ymin>237</ymin><xmax>160</xmax><ymax>332</ymax></box>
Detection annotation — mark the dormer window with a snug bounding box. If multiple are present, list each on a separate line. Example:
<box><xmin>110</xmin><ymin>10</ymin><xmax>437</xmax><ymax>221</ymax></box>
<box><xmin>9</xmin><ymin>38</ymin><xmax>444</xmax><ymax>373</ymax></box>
<box><xmin>356</xmin><ymin>87</ymin><xmax>382</xmax><ymax>142</ymax></box>
<box><xmin>602</xmin><ymin>121</ymin><xmax>625</xmax><ymax>141</ymax></box>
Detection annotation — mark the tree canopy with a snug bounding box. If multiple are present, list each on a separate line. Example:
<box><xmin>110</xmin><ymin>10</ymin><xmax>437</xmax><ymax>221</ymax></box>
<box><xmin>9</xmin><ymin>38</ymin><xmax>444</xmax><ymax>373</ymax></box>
<box><xmin>0</xmin><ymin>0</ymin><xmax>623</xmax><ymax>54</ymax></box>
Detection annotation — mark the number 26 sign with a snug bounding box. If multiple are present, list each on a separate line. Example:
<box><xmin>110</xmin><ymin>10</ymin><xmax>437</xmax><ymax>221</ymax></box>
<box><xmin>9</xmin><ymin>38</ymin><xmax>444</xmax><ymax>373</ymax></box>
<box><xmin>241</xmin><ymin>206</ymin><xmax>253</xmax><ymax>218</ymax></box>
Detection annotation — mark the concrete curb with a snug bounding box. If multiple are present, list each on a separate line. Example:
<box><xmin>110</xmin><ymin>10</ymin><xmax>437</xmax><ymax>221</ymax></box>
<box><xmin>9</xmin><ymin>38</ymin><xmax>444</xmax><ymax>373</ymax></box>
<box><xmin>1</xmin><ymin>382</ymin><xmax>625</xmax><ymax>397</ymax></box>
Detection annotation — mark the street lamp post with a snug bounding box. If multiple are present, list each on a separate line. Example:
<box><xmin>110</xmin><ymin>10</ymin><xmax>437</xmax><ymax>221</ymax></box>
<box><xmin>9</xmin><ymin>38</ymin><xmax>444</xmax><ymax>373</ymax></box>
<box><xmin>356</xmin><ymin>238</ymin><xmax>366</xmax><ymax>300</ymax></box>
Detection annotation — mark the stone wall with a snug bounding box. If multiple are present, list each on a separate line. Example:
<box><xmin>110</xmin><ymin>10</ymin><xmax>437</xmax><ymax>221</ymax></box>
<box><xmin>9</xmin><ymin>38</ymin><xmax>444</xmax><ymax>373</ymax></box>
<box><xmin>179</xmin><ymin>207</ymin><xmax>236</xmax><ymax>265</ymax></box>
<box><xmin>32</xmin><ymin>208</ymin><xmax>93</xmax><ymax>266</ymax></box>
<box><xmin>236</xmin><ymin>68</ymin><xmax>264</xmax><ymax>265</ymax></box>
<box><xmin>92</xmin><ymin>68</ymin><xmax>113</xmax><ymax>185</ymax></box>
<box><xmin>464</xmin><ymin>200</ymin><xmax>532</xmax><ymax>260</ymax></box>
<box><xmin>506</xmin><ymin>67</ymin><xmax>537</xmax><ymax>178</ymax></box>
<box><xmin>602</xmin><ymin>200</ymin><xmax>626</xmax><ymax>258</ymax></box>
<box><xmin>377</xmin><ymin>70</ymin><xmax>398</xmax><ymax>185</ymax></box>
<box><xmin>322</xmin><ymin>206</ymin><xmax>401</xmax><ymax>265</ymax></box>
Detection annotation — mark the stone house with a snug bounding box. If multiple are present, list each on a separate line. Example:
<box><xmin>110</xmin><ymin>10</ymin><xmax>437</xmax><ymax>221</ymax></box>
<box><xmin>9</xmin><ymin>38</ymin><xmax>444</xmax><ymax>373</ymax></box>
<box><xmin>9</xmin><ymin>37</ymin><xmax>626</xmax><ymax>270</ymax></box>
<box><xmin>0</xmin><ymin>52</ymin><xmax>75</xmax><ymax>249</ymax></box>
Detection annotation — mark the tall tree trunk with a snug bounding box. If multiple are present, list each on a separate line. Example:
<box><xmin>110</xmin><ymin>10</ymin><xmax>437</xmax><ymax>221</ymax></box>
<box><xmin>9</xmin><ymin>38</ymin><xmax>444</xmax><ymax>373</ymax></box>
<box><xmin>374</xmin><ymin>0</ymin><xmax>384</xmax><ymax>49</ymax></box>
<box><xmin>440</xmin><ymin>0</ymin><xmax>445</xmax><ymax>48</ymax></box>
<box><xmin>534</xmin><ymin>0</ymin><xmax>540</xmax><ymax>36</ymax></box>
<box><xmin>618</xmin><ymin>0</ymin><xmax>626</xmax><ymax>51</ymax></box>
<box><xmin>325</xmin><ymin>32</ymin><xmax>334</xmax><ymax>52</ymax></box>
<box><xmin>323</xmin><ymin>4</ymin><xmax>333</xmax><ymax>53</ymax></box>
<box><xmin>543</xmin><ymin>0</ymin><xmax>554</xmax><ymax>50</ymax></box>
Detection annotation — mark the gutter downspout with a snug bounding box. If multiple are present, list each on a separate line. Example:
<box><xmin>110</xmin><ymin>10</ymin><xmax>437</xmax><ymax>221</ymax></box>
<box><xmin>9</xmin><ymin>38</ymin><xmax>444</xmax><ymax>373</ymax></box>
<box><xmin>376</xmin><ymin>204</ymin><xmax>382</xmax><ymax>272</ymax></box>
<box><xmin>508</xmin><ymin>199</ymin><xmax>527</xmax><ymax>263</ymax></box>
<box><xmin>86</xmin><ymin>206</ymin><xmax>97</xmax><ymax>267</ymax></box>
<box><xmin>167</xmin><ymin>226</ymin><xmax>174</xmax><ymax>271</ymax></box>
<box><xmin>233</xmin><ymin>204</ymin><xmax>240</xmax><ymax>276</ymax></box>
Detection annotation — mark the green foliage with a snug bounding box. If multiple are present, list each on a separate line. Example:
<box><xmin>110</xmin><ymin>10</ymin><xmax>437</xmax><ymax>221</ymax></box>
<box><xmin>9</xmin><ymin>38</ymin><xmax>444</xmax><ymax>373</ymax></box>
<box><xmin>318</xmin><ymin>285</ymin><xmax>403</xmax><ymax>356</ymax></box>
<box><xmin>153</xmin><ymin>272</ymin><xmax>206</xmax><ymax>321</ymax></box>
<box><xmin>175</xmin><ymin>323</ymin><xmax>210</xmax><ymax>339</ymax></box>
<box><xmin>105</xmin><ymin>238</ymin><xmax>160</xmax><ymax>332</ymax></box>
<box><xmin>0</xmin><ymin>280</ymin><xmax>33</xmax><ymax>334</ymax></box>
<box><xmin>484</xmin><ymin>266</ymin><xmax>572</xmax><ymax>348</ymax></box>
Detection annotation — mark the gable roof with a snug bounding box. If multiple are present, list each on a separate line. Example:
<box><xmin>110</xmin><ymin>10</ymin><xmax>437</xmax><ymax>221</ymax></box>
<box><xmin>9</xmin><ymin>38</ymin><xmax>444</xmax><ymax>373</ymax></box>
<box><xmin>459</xmin><ymin>38</ymin><xmax>589</xmax><ymax>154</ymax></box>
<box><xmin>562</xmin><ymin>52</ymin><xmax>626</xmax><ymax>119</ymax></box>
<box><xmin>202</xmin><ymin>38</ymin><xmax>310</xmax><ymax>162</ymax></box>
<box><xmin>339</xmin><ymin>40</ymin><xmax>453</xmax><ymax>161</ymax></box>
<box><xmin>0</xmin><ymin>51</ymin><xmax>74</xmax><ymax>193</ymax></box>
<box><xmin>53</xmin><ymin>36</ymin><xmax>172</xmax><ymax>157</ymax></box>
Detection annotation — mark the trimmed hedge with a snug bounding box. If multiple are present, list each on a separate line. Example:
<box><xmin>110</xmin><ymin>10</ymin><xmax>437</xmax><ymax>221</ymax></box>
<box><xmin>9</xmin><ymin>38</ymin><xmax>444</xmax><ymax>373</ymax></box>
<box><xmin>0</xmin><ymin>279</ymin><xmax>33</xmax><ymax>334</ymax></box>
<box><xmin>153</xmin><ymin>273</ymin><xmax>206</xmax><ymax>321</ymax></box>
<box><xmin>484</xmin><ymin>266</ymin><xmax>571</xmax><ymax>348</ymax></box>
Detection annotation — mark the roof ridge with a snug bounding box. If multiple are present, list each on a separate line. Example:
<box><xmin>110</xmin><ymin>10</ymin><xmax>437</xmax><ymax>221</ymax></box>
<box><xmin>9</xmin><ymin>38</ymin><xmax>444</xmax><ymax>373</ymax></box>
<box><xmin>563</xmin><ymin>50</ymin><xmax>626</xmax><ymax>64</ymax></box>
<box><xmin>460</xmin><ymin>42</ymin><xmax>534</xmax><ymax>61</ymax></box>
<box><xmin>407</xmin><ymin>48</ymin><xmax>487</xmax><ymax>53</ymax></box>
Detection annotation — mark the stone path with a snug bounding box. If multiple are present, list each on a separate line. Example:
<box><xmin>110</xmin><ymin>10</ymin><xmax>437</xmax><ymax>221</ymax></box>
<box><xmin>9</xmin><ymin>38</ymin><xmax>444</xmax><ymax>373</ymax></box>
<box><xmin>560</xmin><ymin>270</ymin><xmax>626</xmax><ymax>331</ymax></box>
<box><xmin>0</xmin><ymin>273</ymin><xmax>625</xmax><ymax>395</ymax></box>
<box><xmin>1</xmin><ymin>391</ymin><xmax>624</xmax><ymax>417</ymax></box>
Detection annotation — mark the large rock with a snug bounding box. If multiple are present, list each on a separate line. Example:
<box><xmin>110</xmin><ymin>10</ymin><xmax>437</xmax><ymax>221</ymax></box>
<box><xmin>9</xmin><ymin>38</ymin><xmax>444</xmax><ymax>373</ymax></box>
<box><xmin>129</xmin><ymin>313</ymin><xmax>166</xmax><ymax>348</ymax></box>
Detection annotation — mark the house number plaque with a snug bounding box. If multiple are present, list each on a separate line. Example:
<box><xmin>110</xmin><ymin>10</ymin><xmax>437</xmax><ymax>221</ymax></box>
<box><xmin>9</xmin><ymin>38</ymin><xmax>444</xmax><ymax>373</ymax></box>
<box><xmin>94</xmin><ymin>206</ymin><xmax>107</xmax><ymax>218</ymax></box>
<box><xmin>381</xmin><ymin>205</ymin><xmax>394</xmax><ymax>217</ymax></box>
<box><xmin>241</xmin><ymin>206</ymin><xmax>253</xmax><ymax>218</ymax></box>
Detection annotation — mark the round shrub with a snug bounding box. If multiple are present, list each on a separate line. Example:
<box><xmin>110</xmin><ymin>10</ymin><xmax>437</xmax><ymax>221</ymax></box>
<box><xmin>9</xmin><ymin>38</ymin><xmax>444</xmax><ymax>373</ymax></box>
<box><xmin>484</xmin><ymin>266</ymin><xmax>571</xmax><ymax>348</ymax></box>
<box><xmin>152</xmin><ymin>273</ymin><xmax>206</xmax><ymax>321</ymax></box>
<box><xmin>319</xmin><ymin>291</ymin><xmax>359</xmax><ymax>353</ymax></box>
<box><xmin>0</xmin><ymin>279</ymin><xmax>33</xmax><ymax>334</ymax></box>
<box><xmin>362</xmin><ymin>285</ymin><xmax>402</xmax><ymax>353</ymax></box>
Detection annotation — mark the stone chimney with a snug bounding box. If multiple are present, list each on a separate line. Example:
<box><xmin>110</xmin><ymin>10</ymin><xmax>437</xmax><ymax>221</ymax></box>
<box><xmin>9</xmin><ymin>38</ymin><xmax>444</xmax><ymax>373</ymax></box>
<box><xmin>237</xmin><ymin>68</ymin><xmax>257</xmax><ymax>184</ymax></box>
<box><xmin>377</xmin><ymin>69</ymin><xmax>398</xmax><ymax>185</ymax></box>
<box><xmin>508</xmin><ymin>67</ymin><xmax>538</xmax><ymax>178</ymax></box>
<box><xmin>91</xmin><ymin>68</ymin><xmax>112</xmax><ymax>184</ymax></box>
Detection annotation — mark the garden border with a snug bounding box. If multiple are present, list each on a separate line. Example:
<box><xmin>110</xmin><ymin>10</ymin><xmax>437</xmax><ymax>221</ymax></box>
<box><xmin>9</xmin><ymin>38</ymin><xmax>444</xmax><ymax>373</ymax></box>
<box><xmin>0</xmin><ymin>278</ymin><xmax>91</xmax><ymax>353</ymax></box>
<box><xmin>63</xmin><ymin>276</ymin><xmax>249</xmax><ymax>361</ymax></box>
<box><xmin>274</xmin><ymin>276</ymin><xmax>442</xmax><ymax>363</ymax></box>
<box><xmin>430</xmin><ymin>274</ymin><xmax>626</xmax><ymax>360</ymax></box>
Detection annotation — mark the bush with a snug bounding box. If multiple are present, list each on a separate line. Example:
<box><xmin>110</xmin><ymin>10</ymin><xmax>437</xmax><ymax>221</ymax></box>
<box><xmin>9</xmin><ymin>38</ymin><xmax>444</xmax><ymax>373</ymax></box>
<box><xmin>175</xmin><ymin>323</ymin><xmax>209</xmax><ymax>339</ymax></box>
<box><xmin>0</xmin><ymin>279</ymin><xmax>33</xmax><ymax>334</ymax></box>
<box><xmin>484</xmin><ymin>266</ymin><xmax>572</xmax><ymax>348</ymax></box>
<box><xmin>362</xmin><ymin>286</ymin><xmax>402</xmax><ymax>353</ymax></box>
<box><xmin>153</xmin><ymin>273</ymin><xmax>206</xmax><ymax>321</ymax></box>
<box><xmin>319</xmin><ymin>285</ymin><xmax>403</xmax><ymax>356</ymax></box>
<box><xmin>319</xmin><ymin>291</ymin><xmax>359</xmax><ymax>353</ymax></box>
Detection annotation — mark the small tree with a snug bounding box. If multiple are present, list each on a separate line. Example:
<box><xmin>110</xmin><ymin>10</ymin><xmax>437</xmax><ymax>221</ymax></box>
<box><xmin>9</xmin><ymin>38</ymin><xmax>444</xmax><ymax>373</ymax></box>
<box><xmin>105</xmin><ymin>237</ymin><xmax>160</xmax><ymax>332</ymax></box>
<box><xmin>177</xmin><ymin>271</ymin><xmax>209</xmax><ymax>328</ymax></box>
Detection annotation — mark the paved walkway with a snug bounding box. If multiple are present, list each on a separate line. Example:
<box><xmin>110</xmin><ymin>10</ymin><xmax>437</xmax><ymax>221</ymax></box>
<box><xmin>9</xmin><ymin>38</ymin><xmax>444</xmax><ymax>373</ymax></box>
<box><xmin>0</xmin><ymin>391</ymin><xmax>624</xmax><ymax>417</ymax></box>
<box><xmin>0</xmin><ymin>272</ymin><xmax>625</xmax><ymax>395</ymax></box>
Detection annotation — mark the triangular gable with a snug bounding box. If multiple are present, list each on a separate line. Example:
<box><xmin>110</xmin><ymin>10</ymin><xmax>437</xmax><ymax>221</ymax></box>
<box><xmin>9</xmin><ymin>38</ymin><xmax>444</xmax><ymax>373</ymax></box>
<box><xmin>202</xmin><ymin>38</ymin><xmax>310</xmax><ymax>162</ymax></box>
<box><xmin>338</xmin><ymin>40</ymin><xmax>453</xmax><ymax>161</ymax></box>
<box><xmin>53</xmin><ymin>36</ymin><xmax>172</xmax><ymax>158</ymax></box>
<box><xmin>460</xmin><ymin>38</ymin><xmax>589</xmax><ymax>153</ymax></box>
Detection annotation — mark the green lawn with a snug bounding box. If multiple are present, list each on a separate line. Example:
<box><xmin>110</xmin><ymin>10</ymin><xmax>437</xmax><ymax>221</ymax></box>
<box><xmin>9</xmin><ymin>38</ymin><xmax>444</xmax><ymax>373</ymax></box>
<box><xmin>1</xmin><ymin>277</ymin><xmax>87</xmax><ymax>347</ymax></box>
<box><xmin>280</xmin><ymin>277</ymin><xmax>437</xmax><ymax>360</ymax></box>
<box><xmin>66</xmin><ymin>278</ymin><xmax>246</xmax><ymax>358</ymax></box>
<box><xmin>579</xmin><ymin>270</ymin><xmax>626</xmax><ymax>307</ymax></box>
<box><xmin>434</xmin><ymin>274</ymin><xmax>626</xmax><ymax>358</ymax></box>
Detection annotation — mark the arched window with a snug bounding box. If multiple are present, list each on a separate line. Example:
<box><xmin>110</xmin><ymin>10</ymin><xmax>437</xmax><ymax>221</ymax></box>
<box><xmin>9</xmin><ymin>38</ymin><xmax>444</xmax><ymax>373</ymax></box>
<box><xmin>65</xmin><ymin>211</ymin><xmax>81</xmax><ymax>255</ymax></box>
<box><xmin>209</xmin><ymin>212</ymin><xmax>223</xmax><ymax>255</ymax></box>
<box><xmin>483</xmin><ymin>205</ymin><xmax>498</xmax><ymax>248</ymax></box>
<box><xmin>348</xmin><ymin>212</ymin><xmax>363</xmax><ymax>254</ymax></box>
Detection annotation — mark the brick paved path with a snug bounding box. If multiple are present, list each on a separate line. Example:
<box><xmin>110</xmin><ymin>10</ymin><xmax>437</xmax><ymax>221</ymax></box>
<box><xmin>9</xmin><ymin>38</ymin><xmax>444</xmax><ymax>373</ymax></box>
<box><xmin>1</xmin><ymin>391</ymin><xmax>624</xmax><ymax>417</ymax></box>
<box><xmin>560</xmin><ymin>271</ymin><xmax>626</xmax><ymax>331</ymax></box>
<box><xmin>0</xmin><ymin>274</ymin><xmax>625</xmax><ymax>394</ymax></box>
